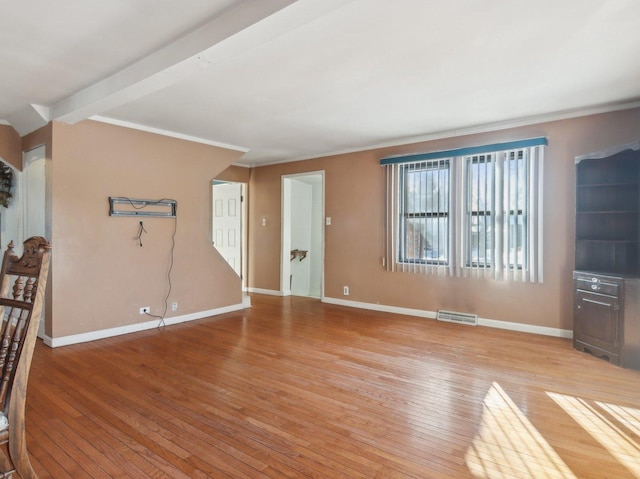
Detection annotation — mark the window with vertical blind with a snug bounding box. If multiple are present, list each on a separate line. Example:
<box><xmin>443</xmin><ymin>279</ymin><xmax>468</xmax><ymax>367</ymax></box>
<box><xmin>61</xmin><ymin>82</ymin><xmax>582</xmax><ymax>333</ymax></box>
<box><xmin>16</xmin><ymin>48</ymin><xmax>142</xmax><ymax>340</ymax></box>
<box><xmin>399</xmin><ymin>160</ymin><xmax>450</xmax><ymax>265</ymax></box>
<box><xmin>382</xmin><ymin>138</ymin><xmax>546</xmax><ymax>282</ymax></box>
<box><xmin>466</xmin><ymin>154</ymin><xmax>494</xmax><ymax>268</ymax></box>
<box><xmin>466</xmin><ymin>149</ymin><xmax>528</xmax><ymax>270</ymax></box>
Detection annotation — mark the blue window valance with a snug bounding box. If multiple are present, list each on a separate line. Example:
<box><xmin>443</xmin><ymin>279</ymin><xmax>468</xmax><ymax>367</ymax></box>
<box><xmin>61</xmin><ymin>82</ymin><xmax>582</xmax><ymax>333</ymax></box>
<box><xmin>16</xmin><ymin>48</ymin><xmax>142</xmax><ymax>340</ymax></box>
<box><xmin>380</xmin><ymin>137</ymin><xmax>547</xmax><ymax>165</ymax></box>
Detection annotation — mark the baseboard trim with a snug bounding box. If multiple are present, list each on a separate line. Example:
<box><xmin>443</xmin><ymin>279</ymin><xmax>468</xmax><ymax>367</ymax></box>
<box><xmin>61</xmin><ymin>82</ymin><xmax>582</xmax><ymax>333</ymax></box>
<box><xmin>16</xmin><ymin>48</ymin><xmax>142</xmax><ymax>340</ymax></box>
<box><xmin>43</xmin><ymin>302</ymin><xmax>247</xmax><ymax>348</ymax></box>
<box><xmin>242</xmin><ymin>295</ymin><xmax>252</xmax><ymax>308</ymax></box>
<box><xmin>477</xmin><ymin>317</ymin><xmax>572</xmax><ymax>338</ymax></box>
<box><xmin>322</xmin><ymin>297</ymin><xmax>572</xmax><ymax>339</ymax></box>
<box><xmin>248</xmin><ymin>287</ymin><xmax>284</xmax><ymax>296</ymax></box>
<box><xmin>42</xmin><ymin>296</ymin><xmax>572</xmax><ymax>348</ymax></box>
<box><xmin>322</xmin><ymin>297</ymin><xmax>436</xmax><ymax>319</ymax></box>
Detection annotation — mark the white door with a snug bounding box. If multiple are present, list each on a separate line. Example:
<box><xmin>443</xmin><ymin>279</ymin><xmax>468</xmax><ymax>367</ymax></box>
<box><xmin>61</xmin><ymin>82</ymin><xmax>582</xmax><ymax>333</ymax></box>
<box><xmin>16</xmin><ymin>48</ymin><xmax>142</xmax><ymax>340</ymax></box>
<box><xmin>24</xmin><ymin>157</ymin><xmax>46</xmax><ymax>239</ymax></box>
<box><xmin>22</xmin><ymin>147</ymin><xmax>47</xmax><ymax>337</ymax></box>
<box><xmin>212</xmin><ymin>182</ymin><xmax>243</xmax><ymax>280</ymax></box>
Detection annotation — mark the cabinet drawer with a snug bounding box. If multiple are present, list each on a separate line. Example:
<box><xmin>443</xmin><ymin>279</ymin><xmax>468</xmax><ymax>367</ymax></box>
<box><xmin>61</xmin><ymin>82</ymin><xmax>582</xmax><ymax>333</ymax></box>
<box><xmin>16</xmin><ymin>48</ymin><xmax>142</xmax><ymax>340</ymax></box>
<box><xmin>574</xmin><ymin>273</ymin><xmax>622</xmax><ymax>297</ymax></box>
<box><xmin>576</xmin><ymin>278</ymin><xmax>619</xmax><ymax>296</ymax></box>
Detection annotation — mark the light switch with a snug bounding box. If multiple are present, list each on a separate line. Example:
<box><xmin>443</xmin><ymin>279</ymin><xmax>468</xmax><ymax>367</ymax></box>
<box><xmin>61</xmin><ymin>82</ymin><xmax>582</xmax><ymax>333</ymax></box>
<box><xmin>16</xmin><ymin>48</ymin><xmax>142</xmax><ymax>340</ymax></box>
<box><xmin>326</xmin><ymin>217</ymin><xmax>332</xmax><ymax>225</ymax></box>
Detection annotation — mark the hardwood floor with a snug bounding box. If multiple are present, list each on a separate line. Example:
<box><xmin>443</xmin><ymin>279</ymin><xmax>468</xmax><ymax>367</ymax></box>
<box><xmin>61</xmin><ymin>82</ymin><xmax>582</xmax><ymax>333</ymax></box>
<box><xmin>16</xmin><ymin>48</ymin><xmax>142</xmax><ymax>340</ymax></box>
<box><xmin>24</xmin><ymin>295</ymin><xmax>640</xmax><ymax>478</ymax></box>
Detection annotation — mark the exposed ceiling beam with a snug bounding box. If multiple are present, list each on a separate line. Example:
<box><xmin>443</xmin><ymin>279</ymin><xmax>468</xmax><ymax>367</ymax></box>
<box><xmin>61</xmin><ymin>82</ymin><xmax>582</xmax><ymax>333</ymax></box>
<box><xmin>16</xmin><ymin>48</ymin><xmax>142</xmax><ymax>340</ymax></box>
<box><xmin>48</xmin><ymin>0</ymin><xmax>299</xmax><ymax>125</ymax></box>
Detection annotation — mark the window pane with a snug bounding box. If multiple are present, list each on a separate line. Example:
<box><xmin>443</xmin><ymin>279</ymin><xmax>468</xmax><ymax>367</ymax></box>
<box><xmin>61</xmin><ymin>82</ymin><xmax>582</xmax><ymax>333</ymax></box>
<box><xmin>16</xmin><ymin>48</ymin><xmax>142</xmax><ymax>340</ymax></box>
<box><xmin>505</xmin><ymin>151</ymin><xmax>527</xmax><ymax>268</ymax></box>
<box><xmin>402</xmin><ymin>217</ymin><xmax>448</xmax><ymax>263</ymax></box>
<box><xmin>468</xmin><ymin>156</ymin><xmax>493</xmax><ymax>212</ymax></box>
<box><xmin>466</xmin><ymin>155</ymin><xmax>493</xmax><ymax>267</ymax></box>
<box><xmin>506</xmin><ymin>153</ymin><xmax>526</xmax><ymax>212</ymax></box>
<box><xmin>403</xmin><ymin>162</ymin><xmax>449</xmax><ymax>214</ymax></box>
<box><xmin>399</xmin><ymin>160</ymin><xmax>450</xmax><ymax>265</ymax></box>
<box><xmin>469</xmin><ymin>214</ymin><xmax>493</xmax><ymax>266</ymax></box>
<box><xmin>506</xmin><ymin>213</ymin><xmax>525</xmax><ymax>267</ymax></box>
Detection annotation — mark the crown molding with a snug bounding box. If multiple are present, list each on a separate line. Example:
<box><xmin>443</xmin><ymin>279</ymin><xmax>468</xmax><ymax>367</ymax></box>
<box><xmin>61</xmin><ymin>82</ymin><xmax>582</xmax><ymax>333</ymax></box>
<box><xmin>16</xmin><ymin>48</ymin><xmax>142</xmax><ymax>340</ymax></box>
<box><xmin>90</xmin><ymin>115</ymin><xmax>249</xmax><ymax>153</ymax></box>
<box><xmin>254</xmin><ymin>99</ymin><xmax>640</xmax><ymax>167</ymax></box>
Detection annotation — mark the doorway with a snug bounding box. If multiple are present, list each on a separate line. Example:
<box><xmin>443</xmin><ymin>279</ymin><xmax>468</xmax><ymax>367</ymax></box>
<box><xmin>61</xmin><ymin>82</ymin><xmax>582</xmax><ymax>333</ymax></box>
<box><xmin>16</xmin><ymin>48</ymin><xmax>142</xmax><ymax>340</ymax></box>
<box><xmin>0</xmin><ymin>147</ymin><xmax>46</xmax><ymax>251</ymax></box>
<box><xmin>20</xmin><ymin>146</ymin><xmax>47</xmax><ymax>337</ymax></box>
<box><xmin>212</xmin><ymin>181</ymin><xmax>247</xmax><ymax>290</ymax></box>
<box><xmin>281</xmin><ymin>172</ymin><xmax>324</xmax><ymax>298</ymax></box>
<box><xmin>22</xmin><ymin>147</ymin><xmax>47</xmax><ymax>241</ymax></box>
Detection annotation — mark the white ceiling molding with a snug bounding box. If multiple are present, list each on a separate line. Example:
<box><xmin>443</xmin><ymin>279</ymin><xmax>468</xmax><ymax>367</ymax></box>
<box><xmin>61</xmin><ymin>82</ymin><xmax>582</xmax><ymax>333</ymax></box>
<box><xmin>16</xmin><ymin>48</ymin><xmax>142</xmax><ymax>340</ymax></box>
<box><xmin>255</xmin><ymin>99</ymin><xmax>640</xmax><ymax>167</ymax></box>
<box><xmin>91</xmin><ymin>116</ymin><xmax>249</xmax><ymax>153</ymax></box>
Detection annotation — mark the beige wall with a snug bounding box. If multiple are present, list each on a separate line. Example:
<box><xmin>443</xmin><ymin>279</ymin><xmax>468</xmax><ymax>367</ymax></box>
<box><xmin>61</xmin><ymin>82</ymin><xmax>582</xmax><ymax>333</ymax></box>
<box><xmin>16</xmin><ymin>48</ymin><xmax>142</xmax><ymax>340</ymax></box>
<box><xmin>48</xmin><ymin>120</ymin><xmax>244</xmax><ymax>338</ymax></box>
<box><xmin>0</xmin><ymin>125</ymin><xmax>22</xmax><ymax>170</ymax></box>
<box><xmin>22</xmin><ymin>124</ymin><xmax>52</xmax><ymax>157</ymax></box>
<box><xmin>216</xmin><ymin>165</ymin><xmax>252</xmax><ymax>183</ymax></box>
<box><xmin>249</xmin><ymin>108</ymin><xmax>640</xmax><ymax>331</ymax></box>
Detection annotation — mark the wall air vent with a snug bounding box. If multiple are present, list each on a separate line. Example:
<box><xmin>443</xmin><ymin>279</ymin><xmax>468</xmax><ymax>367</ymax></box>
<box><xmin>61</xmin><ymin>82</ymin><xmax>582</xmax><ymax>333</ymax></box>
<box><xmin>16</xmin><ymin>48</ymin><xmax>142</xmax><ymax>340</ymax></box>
<box><xmin>436</xmin><ymin>309</ymin><xmax>478</xmax><ymax>326</ymax></box>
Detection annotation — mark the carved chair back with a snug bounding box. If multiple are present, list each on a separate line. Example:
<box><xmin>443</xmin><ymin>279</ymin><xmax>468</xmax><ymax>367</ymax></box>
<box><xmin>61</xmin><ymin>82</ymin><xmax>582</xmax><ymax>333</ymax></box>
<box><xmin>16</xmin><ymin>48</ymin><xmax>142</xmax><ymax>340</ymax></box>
<box><xmin>0</xmin><ymin>237</ymin><xmax>51</xmax><ymax>478</ymax></box>
<box><xmin>0</xmin><ymin>237</ymin><xmax>51</xmax><ymax>417</ymax></box>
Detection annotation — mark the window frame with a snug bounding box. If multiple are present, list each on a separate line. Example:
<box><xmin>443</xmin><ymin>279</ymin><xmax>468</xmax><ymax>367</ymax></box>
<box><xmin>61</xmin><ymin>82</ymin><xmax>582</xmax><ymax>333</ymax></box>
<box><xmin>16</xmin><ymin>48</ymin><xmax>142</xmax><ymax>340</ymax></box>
<box><xmin>504</xmin><ymin>149</ymin><xmax>529</xmax><ymax>271</ymax></box>
<box><xmin>464</xmin><ymin>149</ymin><xmax>529</xmax><ymax>271</ymax></box>
<box><xmin>382</xmin><ymin>136</ymin><xmax>545</xmax><ymax>282</ymax></box>
<box><xmin>465</xmin><ymin>154</ymin><xmax>495</xmax><ymax>268</ymax></box>
<box><xmin>398</xmin><ymin>159</ymin><xmax>451</xmax><ymax>266</ymax></box>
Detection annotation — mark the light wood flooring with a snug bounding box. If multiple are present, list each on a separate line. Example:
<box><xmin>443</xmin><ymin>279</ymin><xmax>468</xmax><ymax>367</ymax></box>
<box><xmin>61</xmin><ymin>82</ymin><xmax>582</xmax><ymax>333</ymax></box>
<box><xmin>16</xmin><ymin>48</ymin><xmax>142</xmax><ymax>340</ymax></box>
<box><xmin>24</xmin><ymin>295</ymin><xmax>640</xmax><ymax>478</ymax></box>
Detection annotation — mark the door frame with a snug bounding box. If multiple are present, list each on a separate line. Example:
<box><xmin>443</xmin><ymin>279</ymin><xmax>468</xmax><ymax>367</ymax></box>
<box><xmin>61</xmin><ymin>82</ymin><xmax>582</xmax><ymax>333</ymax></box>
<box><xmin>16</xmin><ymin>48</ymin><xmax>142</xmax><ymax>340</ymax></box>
<box><xmin>280</xmin><ymin>171</ymin><xmax>325</xmax><ymax>299</ymax></box>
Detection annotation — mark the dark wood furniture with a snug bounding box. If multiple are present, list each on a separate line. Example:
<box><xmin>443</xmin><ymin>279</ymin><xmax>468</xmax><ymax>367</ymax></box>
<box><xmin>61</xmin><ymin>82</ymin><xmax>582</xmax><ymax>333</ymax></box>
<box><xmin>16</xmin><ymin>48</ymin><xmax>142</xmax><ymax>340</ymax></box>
<box><xmin>574</xmin><ymin>143</ymin><xmax>640</xmax><ymax>369</ymax></box>
<box><xmin>0</xmin><ymin>237</ymin><xmax>51</xmax><ymax>478</ymax></box>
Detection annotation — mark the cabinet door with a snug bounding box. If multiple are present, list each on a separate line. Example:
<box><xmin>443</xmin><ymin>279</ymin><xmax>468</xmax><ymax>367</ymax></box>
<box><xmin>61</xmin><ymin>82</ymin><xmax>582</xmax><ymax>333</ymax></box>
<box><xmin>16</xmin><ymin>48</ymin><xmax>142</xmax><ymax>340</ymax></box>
<box><xmin>574</xmin><ymin>290</ymin><xmax>620</xmax><ymax>354</ymax></box>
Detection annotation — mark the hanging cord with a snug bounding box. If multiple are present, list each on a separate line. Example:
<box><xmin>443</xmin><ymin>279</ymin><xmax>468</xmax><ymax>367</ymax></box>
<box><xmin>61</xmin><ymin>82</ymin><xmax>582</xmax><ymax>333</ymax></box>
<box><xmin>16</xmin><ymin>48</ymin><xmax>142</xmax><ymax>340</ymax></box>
<box><xmin>143</xmin><ymin>214</ymin><xmax>177</xmax><ymax>329</ymax></box>
<box><xmin>135</xmin><ymin>221</ymin><xmax>147</xmax><ymax>247</ymax></box>
<box><xmin>120</xmin><ymin>197</ymin><xmax>177</xmax><ymax>328</ymax></box>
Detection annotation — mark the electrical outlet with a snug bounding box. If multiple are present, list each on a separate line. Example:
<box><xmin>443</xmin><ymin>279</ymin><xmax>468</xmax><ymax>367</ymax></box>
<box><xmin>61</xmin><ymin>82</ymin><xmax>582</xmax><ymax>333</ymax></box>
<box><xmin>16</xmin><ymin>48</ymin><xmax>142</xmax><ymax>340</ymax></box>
<box><xmin>140</xmin><ymin>306</ymin><xmax>150</xmax><ymax>314</ymax></box>
<box><xmin>343</xmin><ymin>286</ymin><xmax>349</xmax><ymax>296</ymax></box>
<box><xmin>172</xmin><ymin>302</ymin><xmax>178</xmax><ymax>311</ymax></box>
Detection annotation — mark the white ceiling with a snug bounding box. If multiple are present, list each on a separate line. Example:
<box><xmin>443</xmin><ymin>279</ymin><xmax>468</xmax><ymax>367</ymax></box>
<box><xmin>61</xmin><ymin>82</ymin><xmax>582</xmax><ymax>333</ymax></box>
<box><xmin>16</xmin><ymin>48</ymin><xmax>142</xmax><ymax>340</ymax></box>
<box><xmin>2</xmin><ymin>0</ymin><xmax>640</xmax><ymax>166</ymax></box>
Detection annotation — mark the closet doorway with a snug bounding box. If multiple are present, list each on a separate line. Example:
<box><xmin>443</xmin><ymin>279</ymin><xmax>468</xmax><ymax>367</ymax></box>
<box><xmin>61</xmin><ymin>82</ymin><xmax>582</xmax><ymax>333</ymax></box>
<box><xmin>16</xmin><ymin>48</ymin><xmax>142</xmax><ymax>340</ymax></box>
<box><xmin>281</xmin><ymin>172</ymin><xmax>324</xmax><ymax>298</ymax></box>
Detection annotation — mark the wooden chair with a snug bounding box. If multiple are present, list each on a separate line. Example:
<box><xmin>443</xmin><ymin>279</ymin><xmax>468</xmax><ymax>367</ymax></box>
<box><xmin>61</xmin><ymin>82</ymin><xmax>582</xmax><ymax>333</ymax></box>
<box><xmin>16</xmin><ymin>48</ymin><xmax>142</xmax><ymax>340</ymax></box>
<box><xmin>0</xmin><ymin>237</ymin><xmax>51</xmax><ymax>479</ymax></box>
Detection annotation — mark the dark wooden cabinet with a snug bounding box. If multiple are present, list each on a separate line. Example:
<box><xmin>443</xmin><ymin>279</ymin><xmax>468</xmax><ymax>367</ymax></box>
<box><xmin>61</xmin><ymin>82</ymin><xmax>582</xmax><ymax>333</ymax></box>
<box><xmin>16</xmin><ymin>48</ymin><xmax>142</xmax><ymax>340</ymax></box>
<box><xmin>574</xmin><ymin>142</ymin><xmax>640</xmax><ymax>370</ymax></box>
<box><xmin>573</xmin><ymin>272</ymin><xmax>622</xmax><ymax>364</ymax></box>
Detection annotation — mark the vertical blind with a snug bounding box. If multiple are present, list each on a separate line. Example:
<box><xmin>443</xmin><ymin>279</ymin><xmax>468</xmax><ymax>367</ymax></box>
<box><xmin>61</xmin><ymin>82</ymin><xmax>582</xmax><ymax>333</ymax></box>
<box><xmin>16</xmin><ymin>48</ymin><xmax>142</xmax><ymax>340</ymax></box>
<box><xmin>383</xmin><ymin>138</ymin><xmax>546</xmax><ymax>283</ymax></box>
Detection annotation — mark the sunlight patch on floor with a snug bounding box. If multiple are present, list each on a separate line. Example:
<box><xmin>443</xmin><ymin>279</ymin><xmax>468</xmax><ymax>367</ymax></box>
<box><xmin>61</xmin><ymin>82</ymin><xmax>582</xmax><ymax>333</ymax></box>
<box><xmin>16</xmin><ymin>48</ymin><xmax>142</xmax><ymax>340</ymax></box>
<box><xmin>466</xmin><ymin>382</ymin><xmax>576</xmax><ymax>479</ymax></box>
<box><xmin>596</xmin><ymin>401</ymin><xmax>640</xmax><ymax>438</ymax></box>
<box><xmin>548</xmin><ymin>392</ymin><xmax>640</xmax><ymax>478</ymax></box>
